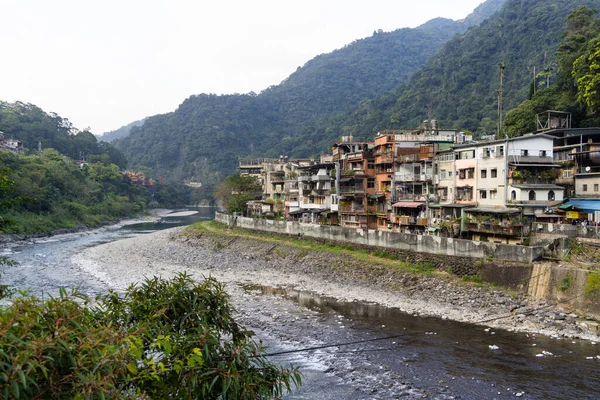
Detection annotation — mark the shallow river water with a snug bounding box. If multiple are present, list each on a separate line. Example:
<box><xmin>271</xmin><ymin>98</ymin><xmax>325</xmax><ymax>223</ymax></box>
<box><xmin>1</xmin><ymin>208</ymin><xmax>599</xmax><ymax>399</ymax></box>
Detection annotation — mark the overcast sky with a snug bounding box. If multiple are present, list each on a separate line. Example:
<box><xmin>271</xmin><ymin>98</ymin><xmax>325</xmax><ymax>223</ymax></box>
<box><xmin>2</xmin><ymin>0</ymin><xmax>485</xmax><ymax>134</ymax></box>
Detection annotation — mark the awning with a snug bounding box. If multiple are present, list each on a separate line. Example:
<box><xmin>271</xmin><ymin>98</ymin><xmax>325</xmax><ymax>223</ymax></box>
<box><xmin>392</xmin><ymin>201</ymin><xmax>424</xmax><ymax>208</ymax></box>
<box><xmin>339</xmin><ymin>178</ymin><xmax>354</xmax><ymax>183</ymax></box>
<box><xmin>561</xmin><ymin>199</ymin><xmax>600</xmax><ymax>213</ymax></box>
<box><xmin>466</xmin><ymin>207</ymin><xmax>520</xmax><ymax>214</ymax></box>
<box><xmin>509</xmin><ymin>163</ymin><xmax>561</xmax><ymax>167</ymax></box>
<box><xmin>368</xmin><ymin>194</ymin><xmax>385</xmax><ymax>199</ymax></box>
<box><xmin>288</xmin><ymin>209</ymin><xmax>306</xmax><ymax>215</ymax></box>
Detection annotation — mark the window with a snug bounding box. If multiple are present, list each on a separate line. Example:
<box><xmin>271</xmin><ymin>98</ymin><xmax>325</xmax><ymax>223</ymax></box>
<box><xmin>480</xmin><ymin>190</ymin><xmax>487</xmax><ymax>199</ymax></box>
<box><xmin>491</xmin><ymin>169</ymin><xmax>497</xmax><ymax>178</ymax></box>
<box><xmin>440</xmin><ymin>169</ymin><xmax>447</xmax><ymax>179</ymax></box>
<box><xmin>367</xmin><ymin>162</ymin><xmax>374</xmax><ymax>170</ymax></box>
<box><xmin>583</xmin><ymin>184</ymin><xmax>588</xmax><ymax>191</ymax></box>
<box><xmin>529</xmin><ymin>190</ymin><xmax>536</xmax><ymax>201</ymax></box>
<box><xmin>540</xmin><ymin>150</ymin><xmax>547</xmax><ymax>157</ymax></box>
<box><xmin>448</xmin><ymin>171</ymin><xmax>452</xmax><ymax>177</ymax></box>
<box><xmin>548</xmin><ymin>191</ymin><xmax>555</xmax><ymax>201</ymax></box>
<box><xmin>490</xmin><ymin>190</ymin><xmax>497</xmax><ymax>199</ymax></box>
<box><xmin>511</xmin><ymin>190</ymin><xmax>516</xmax><ymax>201</ymax></box>
<box><xmin>595</xmin><ymin>184</ymin><xmax>599</xmax><ymax>192</ymax></box>
<box><xmin>563</xmin><ymin>170</ymin><xmax>572</xmax><ymax>178</ymax></box>
<box><xmin>521</xmin><ymin>149</ymin><xmax>529</xmax><ymax>157</ymax></box>
<box><xmin>481</xmin><ymin>169</ymin><xmax>487</xmax><ymax>179</ymax></box>
<box><xmin>367</xmin><ymin>178</ymin><xmax>375</xmax><ymax>188</ymax></box>
<box><xmin>497</xmin><ymin>146</ymin><xmax>504</xmax><ymax>156</ymax></box>
<box><xmin>467</xmin><ymin>168</ymin><xmax>474</xmax><ymax>179</ymax></box>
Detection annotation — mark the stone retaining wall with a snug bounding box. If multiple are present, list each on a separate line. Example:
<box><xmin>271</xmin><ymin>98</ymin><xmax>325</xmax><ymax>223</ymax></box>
<box><xmin>215</xmin><ymin>213</ymin><xmax>544</xmax><ymax>263</ymax></box>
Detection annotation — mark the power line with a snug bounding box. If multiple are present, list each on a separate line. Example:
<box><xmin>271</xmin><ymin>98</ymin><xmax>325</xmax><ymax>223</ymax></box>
<box><xmin>257</xmin><ymin>290</ymin><xmax>594</xmax><ymax>358</ymax></box>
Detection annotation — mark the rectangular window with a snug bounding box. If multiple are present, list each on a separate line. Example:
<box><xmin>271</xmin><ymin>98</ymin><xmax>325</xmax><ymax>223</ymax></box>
<box><xmin>563</xmin><ymin>170</ymin><xmax>573</xmax><ymax>178</ymax></box>
<box><xmin>481</xmin><ymin>169</ymin><xmax>487</xmax><ymax>179</ymax></box>
<box><xmin>583</xmin><ymin>184</ymin><xmax>588</xmax><ymax>191</ymax></box>
<box><xmin>490</xmin><ymin>190</ymin><xmax>497</xmax><ymax>199</ymax></box>
<box><xmin>491</xmin><ymin>169</ymin><xmax>497</xmax><ymax>178</ymax></box>
<box><xmin>521</xmin><ymin>149</ymin><xmax>529</xmax><ymax>156</ymax></box>
<box><xmin>497</xmin><ymin>146</ymin><xmax>504</xmax><ymax>156</ymax></box>
<box><xmin>367</xmin><ymin>162</ymin><xmax>374</xmax><ymax>170</ymax></box>
<box><xmin>467</xmin><ymin>168</ymin><xmax>474</xmax><ymax>179</ymax></box>
<box><xmin>595</xmin><ymin>184</ymin><xmax>599</xmax><ymax>192</ymax></box>
<box><xmin>367</xmin><ymin>178</ymin><xmax>375</xmax><ymax>188</ymax></box>
<box><xmin>540</xmin><ymin>150</ymin><xmax>547</xmax><ymax>157</ymax></box>
<box><xmin>448</xmin><ymin>171</ymin><xmax>452</xmax><ymax>177</ymax></box>
<box><xmin>480</xmin><ymin>190</ymin><xmax>487</xmax><ymax>199</ymax></box>
<box><xmin>440</xmin><ymin>169</ymin><xmax>447</xmax><ymax>179</ymax></box>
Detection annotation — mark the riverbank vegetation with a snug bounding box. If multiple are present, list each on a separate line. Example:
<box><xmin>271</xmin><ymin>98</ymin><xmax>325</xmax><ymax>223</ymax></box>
<box><xmin>0</xmin><ymin>273</ymin><xmax>301</xmax><ymax>399</ymax></box>
<box><xmin>0</xmin><ymin>150</ymin><xmax>149</xmax><ymax>234</ymax></box>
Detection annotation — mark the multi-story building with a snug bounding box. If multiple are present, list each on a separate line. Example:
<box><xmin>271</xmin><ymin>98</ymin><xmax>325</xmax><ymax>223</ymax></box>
<box><xmin>291</xmin><ymin>163</ymin><xmax>336</xmax><ymax>223</ymax></box>
<box><xmin>333</xmin><ymin>137</ymin><xmax>377</xmax><ymax>229</ymax></box>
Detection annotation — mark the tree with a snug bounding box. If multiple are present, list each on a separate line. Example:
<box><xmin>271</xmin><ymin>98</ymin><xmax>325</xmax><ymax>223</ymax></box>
<box><xmin>214</xmin><ymin>175</ymin><xmax>262</xmax><ymax>214</ymax></box>
<box><xmin>0</xmin><ymin>273</ymin><xmax>301</xmax><ymax>399</ymax></box>
<box><xmin>573</xmin><ymin>36</ymin><xmax>600</xmax><ymax>114</ymax></box>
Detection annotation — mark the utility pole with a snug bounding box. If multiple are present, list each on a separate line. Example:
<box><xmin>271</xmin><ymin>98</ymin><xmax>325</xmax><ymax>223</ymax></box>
<box><xmin>498</xmin><ymin>63</ymin><xmax>506</xmax><ymax>138</ymax></box>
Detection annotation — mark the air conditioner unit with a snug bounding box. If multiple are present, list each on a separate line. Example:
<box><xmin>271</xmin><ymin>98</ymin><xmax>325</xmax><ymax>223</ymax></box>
<box><xmin>387</xmin><ymin>169</ymin><xmax>393</xmax><ymax>173</ymax></box>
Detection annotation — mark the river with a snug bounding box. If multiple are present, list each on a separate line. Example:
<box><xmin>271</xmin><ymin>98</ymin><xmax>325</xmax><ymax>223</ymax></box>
<box><xmin>1</xmin><ymin>208</ymin><xmax>599</xmax><ymax>399</ymax></box>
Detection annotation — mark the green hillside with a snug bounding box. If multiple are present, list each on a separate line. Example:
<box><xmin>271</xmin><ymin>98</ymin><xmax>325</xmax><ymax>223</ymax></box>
<box><xmin>115</xmin><ymin>0</ymin><xmax>505</xmax><ymax>183</ymax></box>
<box><xmin>313</xmin><ymin>0</ymin><xmax>600</xmax><ymax>144</ymax></box>
<box><xmin>0</xmin><ymin>101</ymin><xmax>127</xmax><ymax>168</ymax></box>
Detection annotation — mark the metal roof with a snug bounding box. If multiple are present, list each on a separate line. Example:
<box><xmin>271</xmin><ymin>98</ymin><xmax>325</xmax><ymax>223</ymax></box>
<box><xmin>391</xmin><ymin>201</ymin><xmax>424</xmax><ymax>208</ymax></box>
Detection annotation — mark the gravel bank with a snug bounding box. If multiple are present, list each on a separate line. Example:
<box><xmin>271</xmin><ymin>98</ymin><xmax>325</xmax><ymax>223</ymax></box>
<box><xmin>73</xmin><ymin>226</ymin><xmax>600</xmax><ymax>342</ymax></box>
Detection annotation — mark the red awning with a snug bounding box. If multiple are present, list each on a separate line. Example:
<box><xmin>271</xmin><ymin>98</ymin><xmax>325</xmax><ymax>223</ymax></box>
<box><xmin>392</xmin><ymin>201</ymin><xmax>424</xmax><ymax>208</ymax></box>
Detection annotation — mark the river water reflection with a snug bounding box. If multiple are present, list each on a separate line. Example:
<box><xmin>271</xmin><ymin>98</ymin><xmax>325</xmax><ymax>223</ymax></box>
<box><xmin>247</xmin><ymin>285</ymin><xmax>600</xmax><ymax>399</ymax></box>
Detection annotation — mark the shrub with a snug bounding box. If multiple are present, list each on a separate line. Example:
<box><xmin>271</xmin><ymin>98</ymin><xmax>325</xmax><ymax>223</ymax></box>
<box><xmin>0</xmin><ymin>273</ymin><xmax>301</xmax><ymax>399</ymax></box>
<box><xmin>585</xmin><ymin>270</ymin><xmax>600</xmax><ymax>298</ymax></box>
<box><xmin>559</xmin><ymin>272</ymin><xmax>574</xmax><ymax>293</ymax></box>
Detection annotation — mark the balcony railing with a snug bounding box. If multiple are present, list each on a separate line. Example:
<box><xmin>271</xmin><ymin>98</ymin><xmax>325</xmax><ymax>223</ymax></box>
<box><xmin>394</xmin><ymin>216</ymin><xmax>428</xmax><ymax>226</ymax></box>
<box><xmin>467</xmin><ymin>223</ymin><xmax>523</xmax><ymax>236</ymax></box>
<box><xmin>339</xmin><ymin>204</ymin><xmax>365</xmax><ymax>213</ymax></box>
<box><xmin>312</xmin><ymin>174</ymin><xmax>331</xmax><ymax>181</ymax></box>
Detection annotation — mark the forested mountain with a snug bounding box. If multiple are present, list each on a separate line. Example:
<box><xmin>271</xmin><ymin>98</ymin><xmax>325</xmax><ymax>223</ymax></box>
<box><xmin>115</xmin><ymin>0</ymin><xmax>506</xmax><ymax>183</ymax></box>
<box><xmin>98</xmin><ymin>118</ymin><xmax>146</xmax><ymax>143</ymax></box>
<box><xmin>0</xmin><ymin>101</ymin><xmax>127</xmax><ymax>168</ymax></box>
<box><xmin>310</xmin><ymin>0</ymin><xmax>600</xmax><ymax>145</ymax></box>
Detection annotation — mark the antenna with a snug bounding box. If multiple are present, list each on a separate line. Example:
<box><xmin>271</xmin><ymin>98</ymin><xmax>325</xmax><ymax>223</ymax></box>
<box><xmin>498</xmin><ymin>62</ymin><xmax>506</xmax><ymax>138</ymax></box>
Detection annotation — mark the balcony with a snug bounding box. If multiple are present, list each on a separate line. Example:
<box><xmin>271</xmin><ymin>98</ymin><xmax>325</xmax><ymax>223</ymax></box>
<box><xmin>509</xmin><ymin>155</ymin><xmax>553</xmax><ymax>164</ymax></box>
<box><xmin>395</xmin><ymin>216</ymin><xmax>428</xmax><ymax>226</ymax></box>
<box><xmin>312</xmin><ymin>174</ymin><xmax>331</xmax><ymax>182</ymax></box>
<box><xmin>467</xmin><ymin>222</ymin><xmax>523</xmax><ymax>236</ymax></box>
<box><xmin>339</xmin><ymin>204</ymin><xmax>365</xmax><ymax>213</ymax></box>
<box><xmin>397</xmin><ymin>154</ymin><xmax>419</xmax><ymax>163</ymax></box>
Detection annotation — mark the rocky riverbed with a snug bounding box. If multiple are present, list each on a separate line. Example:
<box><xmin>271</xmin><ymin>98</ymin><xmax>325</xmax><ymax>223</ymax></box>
<box><xmin>73</xmin><ymin>226</ymin><xmax>600</xmax><ymax>341</ymax></box>
<box><xmin>69</xmin><ymin>225</ymin><xmax>600</xmax><ymax>399</ymax></box>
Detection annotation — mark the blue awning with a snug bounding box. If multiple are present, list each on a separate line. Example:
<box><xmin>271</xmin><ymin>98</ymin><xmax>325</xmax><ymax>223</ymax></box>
<box><xmin>563</xmin><ymin>199</ymin><xmax>600</xmax><ymax>214</ymax></box>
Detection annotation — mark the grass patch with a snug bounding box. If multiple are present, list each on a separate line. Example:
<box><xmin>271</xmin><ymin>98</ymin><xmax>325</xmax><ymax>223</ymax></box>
<box><xmin>460</xmin><ymin>275</ymin><xmax>484</xmax><ymax>284</ymax></box>
<box><xmin>559</xmin><ymin>272</ymin><xmax>574</xmax><ymax>293</ymax></box>
<box><xmin>409</xmin><ymin>262</ymin><xmax>435</xmax><ymax>274</ymax></box>
<box><xmin>585</xmin><ymin>270</ymin><xmax>600</xmax><ymax>298</ymax></box>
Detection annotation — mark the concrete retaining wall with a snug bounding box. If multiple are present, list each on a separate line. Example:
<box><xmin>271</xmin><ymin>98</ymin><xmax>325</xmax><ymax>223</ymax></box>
<box><xmin>534</xmin><ymin>222</ymin><xmax>600</xmax><ymax>239</ymax></box>
<box><xmin>216</xmin><ymin>213</ymin><xmax>544</xmax><ymax>263</ymax></box>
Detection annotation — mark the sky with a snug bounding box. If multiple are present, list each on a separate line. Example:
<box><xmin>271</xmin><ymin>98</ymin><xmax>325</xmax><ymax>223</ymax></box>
<box><xmin>2</xmin><ymin>0</ymin><xmax>485</xmax><ymax>134</ymax></box>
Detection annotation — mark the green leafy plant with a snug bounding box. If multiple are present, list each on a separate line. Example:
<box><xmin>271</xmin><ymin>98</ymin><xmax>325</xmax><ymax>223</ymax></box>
<box><xmin>585</xmin><ymin>270</ymin><xmax>600</xmax><ymax>298</ymax></box>
<box><xmin>0</xmin><ymin>273</ymin><xmax>301</xmax><ymax>399</ymax></box>
<box><xmin>559</xmin><ymin>272</ymin><xmax>574</xmax><ymax>293</ymax></box>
